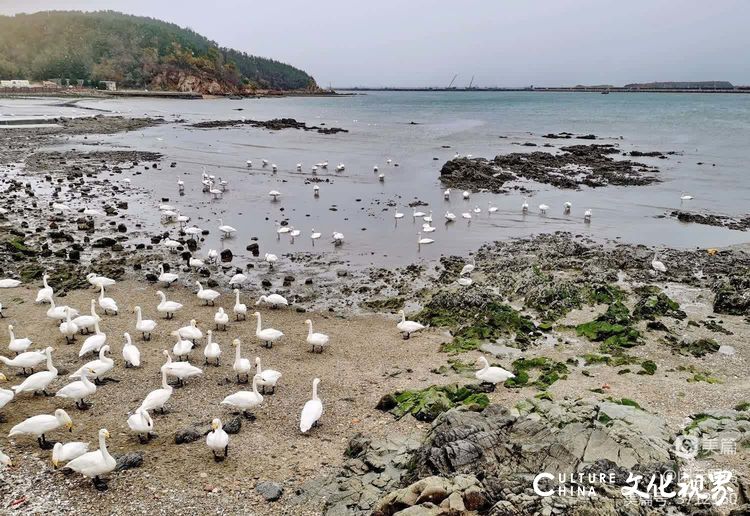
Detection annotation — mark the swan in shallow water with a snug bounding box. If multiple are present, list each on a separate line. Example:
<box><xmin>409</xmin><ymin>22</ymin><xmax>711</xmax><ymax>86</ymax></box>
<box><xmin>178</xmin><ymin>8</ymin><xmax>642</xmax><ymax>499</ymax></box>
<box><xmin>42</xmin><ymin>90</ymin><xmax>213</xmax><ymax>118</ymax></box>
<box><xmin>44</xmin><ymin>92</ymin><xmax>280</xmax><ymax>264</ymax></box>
<box><xmin>8</xmin><ymin>324</ymin><xmax>32</xmax><ymax>354</ymax></box>
<box><xmin>127</xmin><ymin>407</ymin><xmax>154</xmax><ymax>443</ymax></box>
<box><xmin>417</xmin><ymin>232</ymin><xmax>434</xmax><ymax>246</ymax></box>
<box><xmin>78</xmin><ymin>320</ymin><xmax>106</xmax><ymax>357</ymax></box>
<box><xmin>397</xmin><ymin>310</ymin><xmax>425</xmax><ymax>339</ymax></box>
<box><xmin>269</xmin><ymin>190</ymin><xmax>281</xmax><ymax>201</ymax></box>
<box><xmin>139</xmin><ymin>369</ymin><xmax>172</xmax><ymax>414</ymax></box>
<box><xmin>521</xmin><ymin>198</ymin><xmax>529</xmax><ymax>213</ymax></box>
<box><xmin>444</xmin><ymin>189</ymin><xmax>451</xmax><ymax>200</ymax></box>
<box><xmin>254</xmin><ymin>356</ymin><xmax>281</xmax><ymax>394</ymax></box>
<box><xmin>134</xmin><ymin>306</ymin><xmax>156</xmax><ymax>341</ymax></box>
<box><xmin>232</xmin><ymin>338</ymin><xmax>252</xmax><ymax>383</ymax></box>
<box><xmin>206</xmin><ymin>418</ymin><xmax>230</xmax><ymax>461</ymax></box>
<box><xmin>445</xmin><ymin>211</ymin><xmax>456</xmax><ymax>222</ymax></box>
<box><xmin>412</xmin><ymin>207</ymin><xmax>426</xmax><ymax>218</ymax></box>
<box><xmin>73</xmin><ymin>300</ymin><xmax>101</xmax><ymax>335</ymax></box>
<box><xmin>52</xmin><ymin>441</ymin><xmax>89</xmax><ymax>469</ymax></box>
<box><xmin>564</xmin><ymin>201</ymin><xmax>572</xmax><ymax>214</ymax></box>
<box><xmin>254</xmin><ymin>312</ymin><xmax>284</xmax><ymax>348</ymax></box>
<box><xmin>12</xmin><ymin>347</ymin><xmax>57</xmax><ymax>396</ymax></box>
<box><xmin>422</xmin><ymin>223</ymin><xmax>436</xmax><ymax>233</ymax></box>
<box><xmin>538</xmin><ymin>204</ymin><xmax>549</xmax><ymax>215</ymax></box>
<box><xmin>70</xmin><ymin>345</ymin><xmax>114</xmax><ymax>384</ymax></box>
<box><xmin>475</xmin><ymin>356</ymin><xmax>515</xmax><ymax>385</ymax></box>
<box><xmin>313</xmin><ymin>184</ymin><xmax>321</xmax><ymax>196</ymax></box>
<box><xmin>264</xmin><ymin>253</ymin><xmax>278</xmax><ymax>269</ymax></box>
<box><xmin>305</xmin><ymin>320</ymin><xmax>329</xmax><ymax>353</ymax></box>
<box><xmin>98</xmin><ymin>285</ymin><xmax>118</xmax><ymax>315</ymax></box>
<box><xmin>196</xmin><ymin>281</ymin><xmax>220</xmax><ymax>306</ymax></box>
<box><xmin>488</xmin><ymin>202</ymin><xmax>498</xmax><ymax>214</ymax></box>
<box><xmin>157</xmin><ymin>291</ymin><xmax>182</xmax><ymax>319</ymax></box>
<box><xmin>233</xmin><ymin>289</ymin><xmax>247</xmax><ymax>321</ymax></box>
<box><xmin>8</xmin><ymin>408</ymin><xmax>73</xmax><ymax>449</ymax></box>
<box><xmin>311</xmin><ymin>229</ymin><xmax>321</xmax><ymax>244</ymax></box>
<box><xmin>218</xmin><ymin>219</ymin><xmax>237</xmax><ymax>238</ymax></box>
<box><xmin>35</xmin><ymin>274</ymin><xmax>53</xmax><ymax>304</ymax></box>
<box><xmin>221</xmin><ymin>375</ymin><xmax>264</xmax><ymax>417</ymax></box>
<box><xmin>122</xmin><ymin>333</ymin><xmax>141</xmax><ymax>368</ymax></box>
<box><xmin>161</xmin><ymin>350</ymin><xmax>203</xmax><ymax>386</ymax></box>
<box><xmin>256</xmin><ymin>294</ymin><xmax>288</xmax><ymax>309</ymax></box>
<box><xmin>680</xmin><ymin>192</ymin><xmax>694</xmax><ymax>201</ymax></box>
<box><xmin>462</xmin><ymin>190</ymin><xmax>470</xmax><ymax>199</ymax></box>
<box><xmin>332</xmin><ymin>232</ymin><xmax>345</xmax><ymax>246</ymax></box>
<box><xmin>65</xmin><ymin>429</ymin><xmax>116</xmax><ymax>490</ymax></box>
<box><xmin>56</xmin><ymin>368</ymin><xmax>97</xmax><ymax>410</ymax></box>
<box><xmin>300</xmin><ymin>378</ymin><xmax>323</xmax><ymax>433</ymax></box>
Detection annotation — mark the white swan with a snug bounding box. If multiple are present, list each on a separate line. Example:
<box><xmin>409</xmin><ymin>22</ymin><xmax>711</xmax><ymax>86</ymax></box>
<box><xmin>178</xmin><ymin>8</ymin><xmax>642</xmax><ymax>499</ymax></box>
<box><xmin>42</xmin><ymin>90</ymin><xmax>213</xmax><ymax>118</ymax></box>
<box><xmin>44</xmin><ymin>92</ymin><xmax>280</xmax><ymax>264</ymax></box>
<box><xmin>488</xmin><ymin>202</ymin><xmax>498</xmax><ymax>214</ymax></box>
<box><xmin>47</xmin><ymin>298</ymin><xmax>79</xmax><ymax>321</ymax></box>
<box><xmin>204</xmin><ymin>330</ymin><xmax>221</xmax><ymax>366</ymax></box>
<box><xmin>475</xmin><ymin>356</ymin><xmax>515</xmax><ymax>385</ymax></box>
<box><xmin>444</xmin><ymin>189</ymin><xmax>451</xmax><ymax>200</ymax></box>
<box><xmin>417</xmin><ymin>232</ymin><xmax>434</xmax><ymax>245</ymax></box>
<box><xmin>139</xmin><ymin>369</ymin><xmax>172</xmax><ymax>414</ymax></box>
<box><xmin>52</xmin><ymin>441</ymin><xmax>89</xmax><ymax>468</ymax></box>
<box><xmin>206</xmin><ymin>418</ymin><xmax>230</xmax><ymax>461</ymax></box>
<box><xmin>35</xmin><ymin>273</ymin><xmax>53</xmax><ymax>304</ymax></box>
<box><xmin>473</xmin><ymin>205</ymin><xmax>481</xmax><ymax>214</ymax></box>
<box><xmin>218</xmin><ymin>218</ymin><xmax>237</xmax><ymax>238</ymax></box>
<box><xmin>332</xmin><ymin>232</ymin><xmax>344</xmax><ymax>246</ymax></box>
<box><xmin>0</xmin><ymin>279</ymin><xmax>21</xmax><ymax>288</ymax></box>
<box><xmin>412</xmin><ymin>207</ymin><xmax>426</xmax><ymax>218</ymax></box>
<box><xmin>305</xmin><ymin>320</ymin><xmax>329</xmax><ymax>353</ymax></box>
<box><xmin>254</xmin><ymin>357</ymin><xmax>281</xmax><ymax>394</ymax></box>
<box><xmin>86</xmin><ymin>273</ymin><xmax>115</xmax><ymax>290</ymax></box>
<box><xmin>256</xmin><ymin>294</ymin><xmax>288</xmax><ymax>309</ymax></box>
<box><xmin>232</xmin><ymin>338</ymin><xmax>252</xmax><ymax>383</ymax></box>
<box><xmin>72</xmin><ymin>300</ymin><xmax>100</xmax><ymax>335</ymax></box>
<box><xmin>65</xmin><ymin>429</ymin><xmax>116</xmax><ymax>490</ymax></box>
<box><xmin>70</xmin><ymin>345</ymin><xmax>114</xmax><ymax>384</ymax></box>
<box><xmin>461</xmin><ymin>212</ymin><xmax>472</xmax><ymax>221</ymax></box>
<box><xmin>445</xmin><ymin>211</ymin><xmax>456</xmax><ymax>222</ymax></box>
<box><xmin>56</xmin><ymin>368</ymin><xmax>97</xmax><ymax>409</ymax></box>
<box><xmin>9</xmin><ymin>408</ymin><xmax>73</xmax><ymax>449</ymax></box>
<box><xmin>122</xmin><ymin>332</ymin><xmax>141</xmax><ymax>368</ymax></box>
<box><xmin>12</xmin><ymin>347</ymin><xmax>57</xmax><ymax>396</ymax></box>
<box><xmin>0</xmin><ymin>373</ymin><xmax>14</xmax><ymax>410</ymax></box>
<box><xmin>584</xmin><ymin>209</ymin><xmax>592</xmax><ymax>222</ymax></box>
<box><xmin>311</xmin><ymin>229</ymin><xmax>321</xmax><ymax>244</ymax></box>
<box><xmin>127</xmin><ymin>407</ymin><xmax>154</xmax><ymax>443</ymax></box>
<box><xmin>220</xmin><ymin>375</ymin><xmax>263</xmax><ymax>417</ymax></box>
<box><xmin>98</xmin><ymin>285</ymin><xmax>118</xmax><ymax>315</ymax></box>
<box><xmin>172</xmin><ymin>335</ymin><xmax>193</xmax><ymax>362</ymax></box>
<box><xmin>394</xmin><ymin>209</ymin><xmax>404</xmax><ymax>220</ymax></box>
<box><xmin>189</xmin><ymin>256</ymin><xmax>204</xmax><ymax>269</ymax></box>
<box><xmin>462</xmin><ymin>190</ymin><xmax>470</xmax><ymax>200</ymax></box>
<box><xmin>176</xmin><ymin>319</ymin><xmax>202</xmax><ymax>342</ymax></box>
<box><xmin>397</xmin><ymin>310</ymin><xmax>425</xmax><ymax>339</ymax></box>
<box><xmin>254</xmin><ymin>312</ymin><xmax>284</xmax><ymax>348</ymax></box>
<box><xmin>564</xmin><ymin>201</ymin><xmax>572</xmax><ymax>214</ymax></box>
<box><xmin>161</xmin><ymin>350</ymin><xmax>203</xmax><ymax>386</ymax></box>
<box><xmin>0</xmin><ymin>448</ymin><xmax>9</xmax><ymax>467</ymax></box>
<box><xmin>233</xmin><ymin>289</ymin><xmax>247</xmax><ymax>321</ymax></box>
<box><xmin>229</xmin><ymin>273</ymin><xmax>247</xmax><ymax>286</ymax></box>
<box><xmin>423</xmin><ymin>210</ymin><xmax>433</xmax><ymax>223</ymax></box>
<box><xmin>300</xmin><ymin>378</ymin><xmax>323</xmax><ymax>433</ymax></box>
<box><xmin>78</xmin><ymin>320</ymin><xmax>106</xmax><ymax>357</ymax></box>
<box><xmin>59</xmin><ymin>307</ymin><xmax>79</xmax><ymax>343</ymax></box>
<box><xmin>269</xmin><ymin>190</ymin><xmax>281</xmax><ymax>201</ymax></box>
<box><xmin>522</xmin><ymin>198</ymin><xmax>529</xmax><ymax>213</ymax></box>
<box><xmin>214</xmin><ymin>307</ymin><xmax>229</xmax><ymax>331</ymax></box>
<box><xmin>134</xmin><ymin>306</ymin><xmax>156</xmax><ymax>341</ymax></box>
<box><xmin>196</xmin><ymin>281</ymin><xmax>220</xmax><ymax>306</ymax></box>
<box><xmin>539</xmin><ymin>203</ymin><xmax>549</xmax><ymax>215</ymax></box>
<box><xmin>157</xmin><ymin>290</ymin><xmax>182</xmax><ymax>319</ymax></box>
<box><xmin>265</xmin><ymin>253</ymin><xmax>278</xmax><ymax>269</ymax></box>
<box><xmin>651</xmin><ymin>252</ymin><xmax>667</xmax><ymax>273</ymax></box>
<box><xmin>0</xmin><ymin>349</ymin><xmax>46</xmax><ymax>375</ymax></box>
<box><xmin>460</xmin><ymin>257</ymin><xmax>476</xmax><ymax>276</ymax></box>
<box><xmin>158</xmin><ymin>264</ymin><xmax>179</xmax><ymax>286</ymax></box>
<box><xmin>680</xmin><ymin>192</ymin><xmax>694</xmax><ymax>201</ymax></box>
<box><xmin>8</xmin><ymin>324</ymin><xmax>32</xmax><ymax>354</ymax></box>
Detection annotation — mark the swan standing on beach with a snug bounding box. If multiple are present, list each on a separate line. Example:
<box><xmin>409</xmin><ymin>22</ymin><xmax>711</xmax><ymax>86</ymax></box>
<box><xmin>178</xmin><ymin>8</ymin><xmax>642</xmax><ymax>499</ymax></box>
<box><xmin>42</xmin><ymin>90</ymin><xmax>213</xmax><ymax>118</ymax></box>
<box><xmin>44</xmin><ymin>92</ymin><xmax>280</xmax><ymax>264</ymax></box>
<box><xmin>206</xmin><ymin>418</ymin><xmax>229</xmax><ymax>461</ymax></box>
<box><xmin>78</xmin><ymin>320</ymin><xmax>106</xmax><ymax>357</ymax></box>
<box><xmin>254</xmin><ymin>357</ymin><xmax>281</xmax><ymax>394</ymax></box>
<box><xmin>35</xmin><ymin>274</ymin><xmax>53</xmax><ymax>304</ymax></box>
<box><xmin>70</xmin><ymin>345</ymin><xmax>114</xmax><ymax>385</ymax></box>
<box><xmin>651</xmin><ymin>253</ymin><xmax>667</xmax><ymax>273</ymax></box>
<box><xmin>265</xmin><ymin>253</ymin><xmax>278</xmax><ymax>269</ymax></box>
<box><xmin>12</xmin><ymin>347</ymin><xmax>57</xmax><ymax>396</ymax></box>
<box><xmin>0</xmin><ymin>373</ymin><xmax>14</xmax><ymax>410</ymax></box>
<box><xmin>59</xmin><ymin>307</ymin><xmax>79</xmax><ymax>343</ymax></box>
<box><xmin>300</xmin><ymin>378</ymin><xmax>323</xmax><ymax>433</ymax></box>
<box><xmin>229</xmin><ymin>273</ymin><xmax>247</xmax><ymax>287</ymax></box>
<box><xmin>157</xmin><ymin>291</ymin><xmax>182</xmax><ymax>319</ymax></box>
<box><xmin>86</xmin><ymin>274</ymin><xmax>116</xmax><ymax>290</ymax></box>
<box><xmin>52</xmin><ymin>441</ymin><xmax>89</xmax><ymax>469</ymax></box>
<box><xmin>397</xmin><ymin>310</ymin><xmax>425</xmax><ymax>339</ymax></box>
<box><xmin>73</xmin><ymin>300</ymin><xmax>101</xmax><ymax>335</ymax></box>
<box><xmin>161</xmin><ymin>350</ymin><xmax>203</xmax><ymax>386</ymax></box>
<box><xmin>8</xmin><ymin>408</ymin><xmax>73</xmax><ymax>449</ymax></box>
<box><xmin>196</xmin><ymin>281</ymin><xmax>220</xmax><ymax>305</ymax></box>
<box><xmin>56</xmin><ymin>368</ymin><xmax>97</xmax><ymax>410</ymax></box>
<box><xmin>460</xmin><ymin>257</ymin><xmax>476</xmax><ymax>276</ymax></box>
<box><xmin>134</xmin><ymin>306</ymin><xmax>156</xmax><ymax>341</ymax></box>
<box><xmin>233</xmin><ymin>289</ymin><xmax>247</xmax><ymax>321</ymax></box>
<box><xmin>8</xmin><ymin>325</ymin><xmax>32</xmax><ymax>354</ymax></box>
<box><xmin>47</xmin><ymin>298</ymin><xmax>79</xmax><ymax>321</ymax></box>
<box><xmin>127</xmin><ymin>407</ymin><xmax>154</xmax><ymax>443</ymax></box>
<box><xmin>256</xmin><ymin>294</ymin><xmax>288</xmax><ymax>309</ymax></box>
<box><xmin>475</xmin><ymin>356</ymin><xmax>515</xmax><ymax>386</ymax></box>
<box><xmin>214</xmin><ymin>307</ymin><xmax>229</xmax><ymax>330</ymax></box>
<box><xmin>232</xmin><ymin>338</ymin><xmax>252</xmax><ymax>383</ymax></box>
<box><xmin>122</xmin><ymin>333</ymin><xmax>141</xmax><ymax>368</ymax></box>
<box><xmin>98</xmin><ymin>285</ymin><xmax>118</xmax><ymax>315</ymax></box>
<box><xmin>0</xmin><ymin>349</ymin><xmax>46</xmax><ymax>375</ymax></box>
<box><xmin>171</xmin><ymin>334</ymin><xmax>193</xmax><ymax>362</ymax></box>
<box><xmin>139</xmin><ymin>369</ymin><xmax>172</xmax><ymax>414</ymax></box>
<box><xmin>158</xmin><ymin>264</ymin><xmax>179</xmax><ymax>286</ymax></box>
<box><xmin>305</xmin><ymin>320</ymin><xmax>329</xmax><ymax>353</ymax></box>
<box><xmin>177</xmin><ymin>319</ymin><xmax>203</xmax><ymax>342</ymax></box>
<box><xmin>204</xmin><ymin>330</ymin><xmax>221</xmax><ymax>366</ymax></box>
<box><xmin>65</xmin><ymin>428</ymin><xmax>116</xmax><ymax>491</ymax></box>
<box><xmin>221</xmin><ymin>375</ymin><xmax>263</xmax><ymax>418</ymax></box>
<box><xmin>254</xmin><ymin>312</ymin><xmax>284</xmax><ymax>348</ymax></box>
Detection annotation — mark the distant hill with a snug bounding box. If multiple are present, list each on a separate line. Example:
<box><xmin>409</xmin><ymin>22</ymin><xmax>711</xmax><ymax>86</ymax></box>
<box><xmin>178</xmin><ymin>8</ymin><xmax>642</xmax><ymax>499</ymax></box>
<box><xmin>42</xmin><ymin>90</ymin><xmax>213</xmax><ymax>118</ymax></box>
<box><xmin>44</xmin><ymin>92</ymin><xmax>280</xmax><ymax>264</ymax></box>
<box><xmin>624</xmin><ymin>81</ymin><xmax>733</xmax><ymax>89</ymax></box>
<box><xmin>0</xmin><ymin>10</ymin><xmax>317</xmax><ymax>93</ymax></box>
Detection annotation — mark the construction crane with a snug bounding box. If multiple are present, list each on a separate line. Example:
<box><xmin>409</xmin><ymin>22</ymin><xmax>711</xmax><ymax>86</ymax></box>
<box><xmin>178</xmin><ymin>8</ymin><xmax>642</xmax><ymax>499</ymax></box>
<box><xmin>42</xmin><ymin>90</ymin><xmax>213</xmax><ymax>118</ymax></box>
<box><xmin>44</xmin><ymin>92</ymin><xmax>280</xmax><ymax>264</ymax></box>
<box><xmin>447</xmin><ymin>74</ymin><xmax>458</xmax><ymax>89</ymax></box>
<box><xmin>468</xmin><ymin>75</ymin><xmax>475</xmax><ymax>89</ymax></box>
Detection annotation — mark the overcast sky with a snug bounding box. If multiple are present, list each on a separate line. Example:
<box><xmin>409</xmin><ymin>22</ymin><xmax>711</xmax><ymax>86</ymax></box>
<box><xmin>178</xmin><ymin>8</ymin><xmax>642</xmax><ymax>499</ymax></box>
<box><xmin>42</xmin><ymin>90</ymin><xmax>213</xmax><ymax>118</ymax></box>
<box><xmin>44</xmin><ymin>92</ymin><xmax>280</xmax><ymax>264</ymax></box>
<box><xmin>2</xmin><ymin>0</ymin><xmax>748</xmax><ymax>87</ymax></box>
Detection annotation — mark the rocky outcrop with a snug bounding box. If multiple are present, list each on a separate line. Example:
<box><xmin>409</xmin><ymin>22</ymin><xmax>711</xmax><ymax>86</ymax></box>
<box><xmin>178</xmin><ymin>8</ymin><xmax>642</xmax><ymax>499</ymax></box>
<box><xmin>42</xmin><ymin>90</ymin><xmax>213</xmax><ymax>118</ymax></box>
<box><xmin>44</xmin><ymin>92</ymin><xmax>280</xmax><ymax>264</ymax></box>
<box><xmin>190</xmin><ymin>117</ymin><xmax>347</xmax><ymax>134</ymax></box>
<box><xmin>713</xmin><ymin>272</ymin><xmax>750</xmax><ymax>315</ymax></box>
<box><xmin>671</xmin><ymin>210</ymin><xmax>750</xmax><ymax>232</ymax></box>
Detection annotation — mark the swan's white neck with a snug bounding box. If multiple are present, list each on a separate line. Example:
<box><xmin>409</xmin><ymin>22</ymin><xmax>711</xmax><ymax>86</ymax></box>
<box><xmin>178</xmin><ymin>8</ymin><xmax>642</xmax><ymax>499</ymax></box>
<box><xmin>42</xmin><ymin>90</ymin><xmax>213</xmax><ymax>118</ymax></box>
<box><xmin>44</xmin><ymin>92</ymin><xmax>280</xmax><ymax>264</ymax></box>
<box><xmin>65</xmin><ymin>308</ymin><xmax>72</xmax><ymax>323</ymax></box>
<box><xmin>255</xmin><ymin>358</ymin><xmax>262</xmax><ymax>374</ymax></box>
<box><xmin>45</xmin><ymin>348</ymin><xmax>55</xmax><ymax>371</ymax></box>
<box><xmin>234</xmin><ymin>342</ymin><xmax>242</xmax><ymax>362</ymax></box>
<box><xmin>235</xmin><ymin>290</ymin><xmax>240</xmax><ymax>303</ymax></box>
<box><xmin>99</xmin><ymin>433</ymin><xmax>113</xmax><ymax>463</ymax></box>
<box><xmin>307</xmin><ymin>321</ymin><xmax>314</xmax><ymax>336</ymax></box>
<box><xmin>161</xmin><ymin>369</ymin><xmax>169</xmax><ymax>389</ymax></box>
<box><xmin>312</xmin><ymin>381</ymin><xmax>319</xmax><ymax>401</ymax></box>
<box><xmin>81</xmin><ymin>370</ymin><xmax>94</xmax><ymax>389</ymax></box>
<box><xmin>255</xmin><ymin>314</ymin><xmax>262</xmax><ymax>333</ymax></box>
<box><xmin>91</xmin><ymin>300</ymin><xmax>97</xmax><ymax>316</ymax></box>
<box><xmin>8</xmin><ymin>326</ymin><xmax>14</xmax><ymax>340</ymax></box>
<box><xmin>43</xmin><ymin>276</ymin><xmax>50</xmax><ymax>288</ymax></box>
<box><xmin>136</xmin><ymin>307</ymin><xmax>142</xmax><ymax>323</ymax></box>
<box><xmin>251</xmin><ymin>375</ymin><xmax>259</xmax><ymax>395</ymax></box>
<box><xmin>479</xmin><ymin>357</ymin><xmax>489</xmax><ymax>372</ymax></box>
<box><xmin>400</xmin><ymin>311</ymin><xmax>406</xmax><ymax>323</ymax></box>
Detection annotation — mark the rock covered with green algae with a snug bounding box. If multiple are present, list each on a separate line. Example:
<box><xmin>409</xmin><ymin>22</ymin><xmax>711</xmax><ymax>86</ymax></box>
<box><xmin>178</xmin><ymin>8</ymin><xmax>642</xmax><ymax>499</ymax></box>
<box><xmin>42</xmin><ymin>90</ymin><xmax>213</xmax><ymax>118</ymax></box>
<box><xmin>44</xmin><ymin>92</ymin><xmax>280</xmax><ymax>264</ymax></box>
<box><xmin>576</xmin><ymin>301</ymin><xmax>642</xmax><ymax>352</ymax></box>
<box><xmin>375</xmin><ymin>384</ymin><xmax>490</xmax><ymax>422</ymax></box>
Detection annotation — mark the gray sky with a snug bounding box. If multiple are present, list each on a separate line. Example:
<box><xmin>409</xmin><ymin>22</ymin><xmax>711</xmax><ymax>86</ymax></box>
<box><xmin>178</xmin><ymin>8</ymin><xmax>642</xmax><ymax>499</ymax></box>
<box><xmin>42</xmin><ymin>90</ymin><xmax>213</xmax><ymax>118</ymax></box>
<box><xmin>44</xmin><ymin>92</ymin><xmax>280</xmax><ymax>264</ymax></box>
<box><xmin>2</xmin><ymin>0</ymin><xmax>748</xmax><ymax>87</ymax></box>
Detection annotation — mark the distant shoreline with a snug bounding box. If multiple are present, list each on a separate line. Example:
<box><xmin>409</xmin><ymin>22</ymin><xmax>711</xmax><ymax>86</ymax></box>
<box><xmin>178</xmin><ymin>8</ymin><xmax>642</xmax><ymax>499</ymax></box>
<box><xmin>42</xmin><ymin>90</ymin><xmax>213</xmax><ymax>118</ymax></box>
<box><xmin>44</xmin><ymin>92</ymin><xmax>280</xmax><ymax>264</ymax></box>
<box><xmin>335</xmin><ymin>87</ymin><xmax>750</xmax><ymax>94</ymax></box>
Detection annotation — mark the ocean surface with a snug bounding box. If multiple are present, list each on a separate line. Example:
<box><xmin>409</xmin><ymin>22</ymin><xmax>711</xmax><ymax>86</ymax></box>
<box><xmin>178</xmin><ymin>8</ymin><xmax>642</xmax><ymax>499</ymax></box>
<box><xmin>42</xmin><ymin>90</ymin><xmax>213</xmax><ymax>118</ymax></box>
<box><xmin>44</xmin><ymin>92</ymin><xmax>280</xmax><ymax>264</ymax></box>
<box><xmin>2</xmin><ymin>91</ymin><xmax>749</xmax><ymax>266</ymax></box>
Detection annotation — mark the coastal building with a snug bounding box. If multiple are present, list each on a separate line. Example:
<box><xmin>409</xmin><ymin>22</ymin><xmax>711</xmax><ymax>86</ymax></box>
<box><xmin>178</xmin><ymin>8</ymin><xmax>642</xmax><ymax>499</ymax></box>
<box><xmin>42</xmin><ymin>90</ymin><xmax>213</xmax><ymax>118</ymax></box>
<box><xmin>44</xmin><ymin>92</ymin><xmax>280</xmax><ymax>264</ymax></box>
<box><xmin>99</xmin><ymin>81</ymin><xmax>117</xmax><ymax>91</ymax></box>
<box><xmin>0</xmin><ymin>79</ymin><xmax>30</xmax><ymax>88</ymax></box>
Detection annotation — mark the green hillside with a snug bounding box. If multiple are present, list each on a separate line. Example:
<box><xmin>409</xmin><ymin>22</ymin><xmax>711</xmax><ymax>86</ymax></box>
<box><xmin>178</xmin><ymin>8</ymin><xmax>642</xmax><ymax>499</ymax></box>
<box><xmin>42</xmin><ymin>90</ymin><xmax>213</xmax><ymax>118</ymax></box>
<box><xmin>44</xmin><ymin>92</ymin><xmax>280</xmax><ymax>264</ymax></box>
<box><xmin>0</xmin><ymin>10</ymin><xmax>317</xmax><ymax>92</ymax></box>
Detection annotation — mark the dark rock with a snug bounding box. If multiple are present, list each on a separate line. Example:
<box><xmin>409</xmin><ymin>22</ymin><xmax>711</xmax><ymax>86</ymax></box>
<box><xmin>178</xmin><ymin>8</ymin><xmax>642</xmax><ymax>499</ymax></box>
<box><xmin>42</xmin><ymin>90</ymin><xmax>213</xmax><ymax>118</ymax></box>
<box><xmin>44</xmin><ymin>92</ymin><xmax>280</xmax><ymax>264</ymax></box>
<box><xmin>92</xmin><ymin>237</ymin><xmax>117</xmax><ymax>248</ymax></box>
<box><xmin>114</xmin><ymin>452</ymin><xmax>144</xmax><ymax>471</ymax></box>
<box><xmin>220</xmin><ymin>249</ymin><xmax>233</xmax><ymax>263</ymax></box>
<box><xmin>175</xmin><ymin>427</ymin><xmax>202</xmax><ymax>444</ymax></box>
<box><xmin>222</xmin><ymin>416</ymin><xmax>242</xmax><ymax>434</ymax></box>
<box><xmin>246</xmin><ymin>243</ymin><xmax>259</xmax><ymax>256</ymax></box>
<box><xmin>255</xmin><ymin>480</ymin><xmax>283</xmax><ymax>501</ymax></box>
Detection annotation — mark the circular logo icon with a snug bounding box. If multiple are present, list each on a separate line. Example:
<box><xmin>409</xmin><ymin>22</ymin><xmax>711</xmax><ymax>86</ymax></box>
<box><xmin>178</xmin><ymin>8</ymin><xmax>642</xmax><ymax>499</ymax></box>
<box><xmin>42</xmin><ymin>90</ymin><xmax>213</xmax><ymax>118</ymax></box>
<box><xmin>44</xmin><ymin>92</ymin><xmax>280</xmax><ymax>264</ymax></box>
<box><xmin>674</xmin><ymin>435</ymin><xmax>700</xmax><ymax>459</ymax></box>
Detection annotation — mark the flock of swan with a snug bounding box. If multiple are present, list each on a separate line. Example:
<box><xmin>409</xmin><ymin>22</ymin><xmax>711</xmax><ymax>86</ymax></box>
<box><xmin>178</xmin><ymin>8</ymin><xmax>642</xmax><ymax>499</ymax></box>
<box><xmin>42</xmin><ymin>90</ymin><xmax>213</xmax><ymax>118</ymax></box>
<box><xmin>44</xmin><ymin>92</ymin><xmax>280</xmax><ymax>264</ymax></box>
<box><xmin>0</xmin><ymin>273</ymin><xmax>332</xmax><ymax>489</ymax></box>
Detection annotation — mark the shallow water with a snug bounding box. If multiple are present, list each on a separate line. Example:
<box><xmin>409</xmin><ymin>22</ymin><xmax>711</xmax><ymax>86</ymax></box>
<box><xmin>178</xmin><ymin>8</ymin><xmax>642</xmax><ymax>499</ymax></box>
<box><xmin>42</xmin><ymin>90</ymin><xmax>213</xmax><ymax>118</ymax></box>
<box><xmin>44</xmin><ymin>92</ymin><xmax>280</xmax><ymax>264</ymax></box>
<box><xmin>2</xmin><ymin>92</ymin><xmax>749</xmax><ymax>267</ymax></box>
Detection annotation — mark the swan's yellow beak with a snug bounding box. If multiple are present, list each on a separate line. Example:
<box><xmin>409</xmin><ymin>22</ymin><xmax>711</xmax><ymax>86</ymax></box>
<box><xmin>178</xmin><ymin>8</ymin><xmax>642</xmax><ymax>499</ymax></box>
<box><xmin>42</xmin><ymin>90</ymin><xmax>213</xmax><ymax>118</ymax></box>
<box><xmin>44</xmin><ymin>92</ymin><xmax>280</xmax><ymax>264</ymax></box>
<box><xmin>104</xmin><ymin>430</ymin><xmax>110</xmax><ymax>438</ymax></box>
<box><xmin>0</xmin><ymin>373</ymin><xmax>7</xmax><ymax>382</ymax></box>
<box><xmin>66</xmin><ymin>423</ymin><xmax>73</xmax><ymax>432</ymax></box>
<box><xmin>52</xmin><ymin>459</ymin><xmax>59</xmax><ymax>468</ymax></box>
<box><xmin>211</xmin><ymin>422</ymin><xmax>219</xmax><ymax>430</ymax></box>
